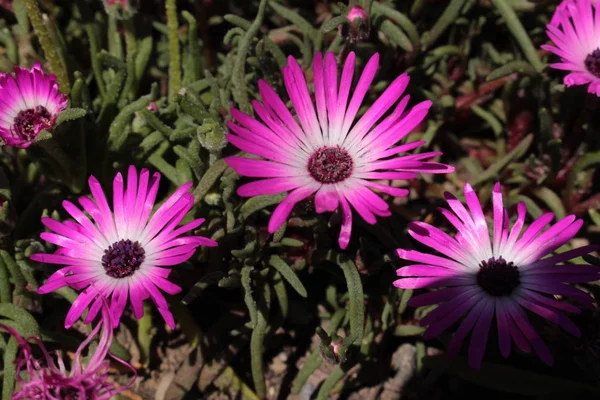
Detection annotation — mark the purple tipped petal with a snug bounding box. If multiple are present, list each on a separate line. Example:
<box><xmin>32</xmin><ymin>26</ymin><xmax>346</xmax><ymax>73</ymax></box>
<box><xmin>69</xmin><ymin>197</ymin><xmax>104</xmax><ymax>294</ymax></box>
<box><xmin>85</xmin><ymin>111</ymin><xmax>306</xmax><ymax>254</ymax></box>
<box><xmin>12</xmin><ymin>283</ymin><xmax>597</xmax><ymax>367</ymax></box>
<box><xmin>395</xmin><ymin>181</ymin><xmax>598</xmax><ymax>368</ymax></box>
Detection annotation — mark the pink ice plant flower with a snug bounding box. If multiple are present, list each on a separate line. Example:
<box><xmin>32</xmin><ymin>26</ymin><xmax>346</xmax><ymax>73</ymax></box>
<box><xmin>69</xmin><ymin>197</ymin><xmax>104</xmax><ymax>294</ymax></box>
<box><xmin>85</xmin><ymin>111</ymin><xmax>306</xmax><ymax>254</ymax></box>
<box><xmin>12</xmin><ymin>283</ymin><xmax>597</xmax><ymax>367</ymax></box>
<box><xmin>225</xmin><ymin>52</ymin><xmax>454</xmax><ymax>249</ymax></box>
<box><xmin>31</xmin><ymin>166</ymin><xmax>217</xmax><ymax>329</ymax></box>
<box><xmin>0</xmin><ymin>63</ymin><xmax>68</xmax><ymax>148</ymax></box>
<box><xmin>394</xmin><ymin>182</ymin><xmax>600</xmax><ymax>369</ymax></box>
<box><xmin>1</xmin><ymin>297</ymin><xmax>135</xmax><ymax>399</ymax></box>
<box><xmin>543</xmin><ymin>0</ymin><xmax>600</xmax><ymax>96</ymax></box>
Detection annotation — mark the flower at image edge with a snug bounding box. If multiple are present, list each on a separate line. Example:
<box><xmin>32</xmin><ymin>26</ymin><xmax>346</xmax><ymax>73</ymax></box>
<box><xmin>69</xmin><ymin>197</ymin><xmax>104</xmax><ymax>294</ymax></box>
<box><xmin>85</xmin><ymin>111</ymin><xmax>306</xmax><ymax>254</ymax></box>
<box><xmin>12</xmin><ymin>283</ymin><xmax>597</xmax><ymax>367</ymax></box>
<box><xmin>0</xmin><ymin>63</ymin><xmax>67</xmax><ymax>148</ymax></box>
<box><xmin>543</xmin><ymin>0</ymin><xmax>600</xmax><ymax>96</ymax></box>
<box><xmin>394</xmin><ymin>182</ymin><xmax>600</xmax><ymax>369</ymax></box>
<box><xmin>2</xmin><ymin>297</ymin><xmax>135</xmax><ymax>399</ymax></box>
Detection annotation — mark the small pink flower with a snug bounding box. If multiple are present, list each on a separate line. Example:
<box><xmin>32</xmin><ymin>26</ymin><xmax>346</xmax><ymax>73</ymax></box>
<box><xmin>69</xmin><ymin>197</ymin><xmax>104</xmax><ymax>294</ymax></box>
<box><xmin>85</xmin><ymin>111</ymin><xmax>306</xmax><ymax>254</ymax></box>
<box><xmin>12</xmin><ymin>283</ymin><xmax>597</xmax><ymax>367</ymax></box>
<box><xmin>543</xmin><ymin>0</ymin><xmax>600</xmax><ymax>96</ymax></box>
<box><xmin>0</xmin><ymin>63</ymin><xmax>67</xmax><ymax>148</ymax></box>
<box><xmin>225</xmin><ymin>52</ymin><xmax>454</xmax><ymax>249</ymax></box>
<box><xmin>394</xmin><ymin>182</ymin><xmax>600</xmax><ymax>369</ymax></box>
<box><xmin>147</xmin><ymin>102</ymin><xmax>159</xmax><ymax>112</ymax></box>
<box><xmin>31</xmin><ymin>166</ymin><xmax>218</xmax><ymax>329</ymax></box>
<box><xmin>1</xmin><ymin>297</ymin><xmax>135</xmax><ymax>399</ymax></box>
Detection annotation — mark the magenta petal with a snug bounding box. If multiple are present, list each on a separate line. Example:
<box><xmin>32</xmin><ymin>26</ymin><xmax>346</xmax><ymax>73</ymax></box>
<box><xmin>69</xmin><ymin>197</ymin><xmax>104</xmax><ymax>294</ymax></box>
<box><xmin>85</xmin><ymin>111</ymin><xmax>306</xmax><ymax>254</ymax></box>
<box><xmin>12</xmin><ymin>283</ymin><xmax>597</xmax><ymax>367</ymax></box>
<box><xmin>468</xmin><ymin>298</ymin><xmax>494</xmax><ymax>369</ymax></box>
<box><xmin>65</xmin><ymin>287</ymin><xmax>98</xmax><ymax>329</ymax></box>
<box><xmin>408</xmin><ymin>287</ymin><xmax>466</xmax><ymax>307</ymax></box>
<box><xmin>338</xmin><ymin>196</ymin><xmax>353</xmax><ymax>249</ymax></box>
<box><xmin>268</xmin><ymin>187</ymin><xmax>316</xmax><ymax>233</ymax></box>
<box><xmin>446</xmin><ymin>300</ymin><xmax>487</xmax><ymax>361</ymax></box>
<box><xmin>510</xmin><ymin>306</ymin><xmax>553</xmax><ymax>365</ymax></box>
<box><xmin>314</xmin><ymin>188</ymin><xmax>339</xmax><ymax>213</ymax></box>
<box><xmin>495</xmin><ymin>301</ymin><xmax>511</xmax><ymax>358</ymax></box>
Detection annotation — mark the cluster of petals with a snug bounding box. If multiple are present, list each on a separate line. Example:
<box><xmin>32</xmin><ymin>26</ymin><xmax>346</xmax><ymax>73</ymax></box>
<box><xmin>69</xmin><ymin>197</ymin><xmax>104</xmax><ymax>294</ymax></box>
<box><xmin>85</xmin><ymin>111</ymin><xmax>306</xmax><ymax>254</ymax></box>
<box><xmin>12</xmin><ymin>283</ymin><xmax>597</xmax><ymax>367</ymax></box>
<box><xmin>225</xmin><ymin>52</ymin><xmax>453</xmax><ymax>249</ymax></box>
<box><xmin>394</xmin><ymin>182</ymin><xmax>600</xmax><ymax>368</ymax></box>
<box><xmin>31</xmin><ymin>166</ymin><xmax>217</xmax><ymax>329</ymax></box>
<box><xmin>544</xmin><ymin>0</ymin><xmax>600</xmax><ymax>96</ymax></box>
<box><xmin>1</xmin><ymin>298</ymin><xmax>135</xmax><ymax>399</ymax></box>
<box><xmin>0</xmin><ymin>63</ymin><xmax>67</xmax><ymax>148</ymax></box>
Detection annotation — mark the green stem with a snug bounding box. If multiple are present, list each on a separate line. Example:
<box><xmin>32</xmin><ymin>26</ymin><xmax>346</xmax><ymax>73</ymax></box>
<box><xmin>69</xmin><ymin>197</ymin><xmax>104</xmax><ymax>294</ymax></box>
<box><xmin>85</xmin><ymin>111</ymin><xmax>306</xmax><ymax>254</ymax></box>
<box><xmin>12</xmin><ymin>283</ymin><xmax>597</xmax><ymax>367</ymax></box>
<box><xmin>138</xmin><ymin>302</ymin><xmax>152</xmax><ymax>367</ymax></box>
<box><xmin>316</xmin><ymin>365</ymin><xmax>345</xmax><ymax>400</ymax></box>
<box><xmin>0</xmin><ymin>257</ymin><xmax>11</xmax><ymax>303</ymax></box>
<box><xmin>2</xmin><ymin>337</ymin><xmax>18</xmax><ymax>400</ymax></box>
<box><xmin>423</xmin><ymin>0</ymin><xmax>466</xmax><ymax>49</ymax></box>
<box><xmin>23</xmin><ymin>0</ymin><xmax>70</xmax><ymax>92</ymax></box>
<box><xmin>84</xmin><ymin>23</ymin><xmax>106</xmax><ymax>98</ymax></box>
<box><xmin>250</xmin><ymin>284</ymin><xmax>269</xmax><ymax>398</ymax></box>
<box><xmin>166</xmin><ymin>0</ymin><xmax>181</xmax><ymax>101</ymax></box>
<box><xmin>338</xmin><ymin>256</ymin><xmax>364</xmax><ymax>346</ymax></box>
<box><xmin>0</xmin><ymin>251</ymin><xmax>25</xmax><ymax>298</ymax></box>
<box><xmin>490</xmin><ymin>0</ymin><xmax>545</xmax><ymax>72</ymax></box>
<box><xmin>121</xmin><ymin>18</ymin><xmax>138</xmax><ymax>103</ymax></box>
<box><xmin>232</xmin><ymin>0</ymin><xmax>268</xmax><ymax>114</ymax></box>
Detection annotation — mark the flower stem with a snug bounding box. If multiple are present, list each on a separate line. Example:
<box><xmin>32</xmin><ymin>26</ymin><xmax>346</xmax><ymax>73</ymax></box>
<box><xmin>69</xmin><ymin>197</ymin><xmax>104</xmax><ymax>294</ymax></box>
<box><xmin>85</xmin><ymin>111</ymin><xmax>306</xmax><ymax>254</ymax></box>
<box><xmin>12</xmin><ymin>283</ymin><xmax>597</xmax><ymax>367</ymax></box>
<box><xmin>121</xmin><ymin>18</ymin><xmax>138</xmax><ymax>103</ymax></box>
<box><xmin>22</xmin><ymin>0</ymin><xmax>70</xmax><ymax>93</ymax></box>
<box><xmin>232</xmin><ymin>0</ymin><xmax>268</xmax><ymax>114</ymax></box>
<box><xmin>166</xmin><ymin>0</ymin><xmax>181</xmax><ymax>101</ymax></box>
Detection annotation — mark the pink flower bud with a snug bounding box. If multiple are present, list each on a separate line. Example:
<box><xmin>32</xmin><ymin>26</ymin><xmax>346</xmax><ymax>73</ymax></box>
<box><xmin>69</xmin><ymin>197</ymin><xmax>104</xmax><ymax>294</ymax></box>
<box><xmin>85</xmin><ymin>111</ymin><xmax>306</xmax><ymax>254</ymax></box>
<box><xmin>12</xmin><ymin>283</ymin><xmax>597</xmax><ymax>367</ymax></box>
<box><xmin>344</xmin><ymin>6</ymin><xmax>370</xmax><ymax>43</ymax></box>
<box><xmin>347</xmin><ymin>5</ymin><xmax>368</xmax><ymax>24</ymax></box>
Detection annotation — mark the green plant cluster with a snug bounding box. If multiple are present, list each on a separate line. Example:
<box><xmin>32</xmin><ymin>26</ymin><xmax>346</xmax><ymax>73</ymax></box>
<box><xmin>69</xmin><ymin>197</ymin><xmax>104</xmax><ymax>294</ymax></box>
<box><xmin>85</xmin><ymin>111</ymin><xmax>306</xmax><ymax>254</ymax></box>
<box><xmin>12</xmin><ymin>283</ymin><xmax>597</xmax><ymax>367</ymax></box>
<box><xmin>0</xmin><ymin>0</ymin><xmax>598</xmax><ymax>399</ymax></box>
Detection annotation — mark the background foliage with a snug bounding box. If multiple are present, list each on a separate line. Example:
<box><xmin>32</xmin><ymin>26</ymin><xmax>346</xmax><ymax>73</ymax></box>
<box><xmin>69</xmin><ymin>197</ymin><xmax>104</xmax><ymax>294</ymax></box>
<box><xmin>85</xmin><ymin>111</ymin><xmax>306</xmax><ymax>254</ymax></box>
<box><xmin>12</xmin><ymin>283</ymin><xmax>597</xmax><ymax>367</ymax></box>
<box><xmin>0</xmin><ymin>0</ymin><xmax>599</xmax><ymax>399</ymax></box>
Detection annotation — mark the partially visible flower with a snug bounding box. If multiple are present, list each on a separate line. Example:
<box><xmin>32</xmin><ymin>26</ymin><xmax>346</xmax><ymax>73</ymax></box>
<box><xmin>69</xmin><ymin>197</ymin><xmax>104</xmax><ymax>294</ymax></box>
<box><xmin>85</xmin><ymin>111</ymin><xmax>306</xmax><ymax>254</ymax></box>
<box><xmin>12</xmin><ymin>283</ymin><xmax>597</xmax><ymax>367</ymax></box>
<box><xmin>1</xmin><ymin>297</ymin><xmax>135</xmax><ymax>399</ymax></box>
<box><xmin>394</xmin><ymin>182</ymin><xmax>600</xmax><ymax>369</ymax></box>
<box><xmin>31</xmin><ymin>166</ymin><xmax>218</xmax><ymax>329</ymax></box>
<box><xmin>0</xmin><ymin>0</ymin><xmax>12</xmax><ymax>12</ymax></box>
<box><xmin>0</xmin><ymin>63</ymin><xmax>67</xmax><ymax>148</ymax></box>
<box><xmin>225</xmin><ymin>52</ymin><xmax>454</xmax><ymax>249</ymax></box>
<box><xmin>102</xmin><ymin>0</ymin><xmax>136</xmax><ymax>19</ymax></box>
<box><xmin>550</xmin><ymin>1</ymin><xmax>569</xmax><ymax>26</ymax></box>
<box><xmin>543</xmin><ymin>0</ymin><xmax>600</xmax><ymax>96</ymax></box>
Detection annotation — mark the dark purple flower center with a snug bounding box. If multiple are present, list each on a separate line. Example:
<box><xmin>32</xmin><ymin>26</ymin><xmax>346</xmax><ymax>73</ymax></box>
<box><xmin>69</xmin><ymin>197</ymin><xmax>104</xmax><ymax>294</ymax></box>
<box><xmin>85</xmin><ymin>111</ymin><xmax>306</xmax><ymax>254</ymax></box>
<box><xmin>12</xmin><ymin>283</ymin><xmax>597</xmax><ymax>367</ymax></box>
<box><xmin>477</xmin><ymin>256</ymin><xmax>520</xmax><ymax>297</ymax></box>
<box><xmin>584</xmin><ymin>48</ymin><xmax>600</xmax><ymax>78</ymax></box>
<box><xmin>102</xmin><ymin>239</ymin><xmax>145</xmax><ymax>279</ymax></box>
<box><xmin>307</xmin><ymin>146</ymin><xmax>353</xmax><ymax>184</ymax></box>
<box><xmin>58</xmin><ymin>386</ymin><xmax>83</xmax><ymax>400</ymax></box>
<box><xmin>13</xmin><ymin>105</ymin><xmax>53</xmax><ymax>142</ymax></box>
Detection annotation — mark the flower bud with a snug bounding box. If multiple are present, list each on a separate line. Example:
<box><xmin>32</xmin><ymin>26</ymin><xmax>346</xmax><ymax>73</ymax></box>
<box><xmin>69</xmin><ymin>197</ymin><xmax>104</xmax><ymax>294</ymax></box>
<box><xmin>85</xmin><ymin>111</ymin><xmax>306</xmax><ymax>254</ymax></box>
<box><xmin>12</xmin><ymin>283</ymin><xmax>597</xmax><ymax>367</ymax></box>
<box><xmin>0</xmin><ymin>0</ymin><xmax>12</xmax><ymax>12</ymax></box>
<box><xmin>344</xmin><ymin>5</ymin><xmax>370</xmax><ymax>43</ymax></box>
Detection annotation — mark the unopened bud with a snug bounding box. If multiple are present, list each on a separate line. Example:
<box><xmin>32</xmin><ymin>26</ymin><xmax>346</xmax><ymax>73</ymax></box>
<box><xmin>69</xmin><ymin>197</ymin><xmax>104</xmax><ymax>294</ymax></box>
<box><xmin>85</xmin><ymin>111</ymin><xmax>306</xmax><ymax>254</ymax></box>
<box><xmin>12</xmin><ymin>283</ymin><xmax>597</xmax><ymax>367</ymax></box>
<box><xmin>0</xmin><ymin>0</ymin><xmax>12</xmax><ymax>12</ymax></box>
<box><xmin>197</xmin><ymin>119</ymin><xmax>227</xmax><ymax>154</ymax></box>
<box><xmin>344</xmin><ymin>6</ymin><xmax>370</xmax><ymax>43</ymax></box>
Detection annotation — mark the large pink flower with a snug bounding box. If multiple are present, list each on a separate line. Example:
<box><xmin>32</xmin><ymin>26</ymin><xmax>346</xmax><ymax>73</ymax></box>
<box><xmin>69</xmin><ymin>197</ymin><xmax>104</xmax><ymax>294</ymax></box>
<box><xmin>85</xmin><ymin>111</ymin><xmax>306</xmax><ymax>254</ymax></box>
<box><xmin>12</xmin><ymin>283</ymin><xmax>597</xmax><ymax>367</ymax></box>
<box><xmin>0</xmin><ymin>63</ymin><xmax>67</xmax><ymax>148</ymax></box>
<box><xmin>225</xmin><ymin>52</ymin><xmax>454</xmax><ymax>249</ymax></box>
<box><xmin>394</xmin><ymin>182</ymin><xmax>600</xmax><ymax>369</ymax></box>
<box><xmin>543</xmin><ymin>0</ymin><xmax>600</xmax><ymax>96</ymax></box>
<box><xmin>31</xmin><ymin>166</ymin><xmax>217</xmax><ymax>329</ymax></box>
<box><xmin>1</xmin><ymin>298</ymin><xmax>135</xmax><ymax>399</ymax></box>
